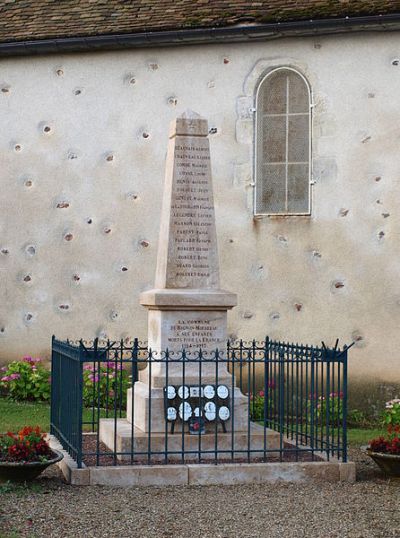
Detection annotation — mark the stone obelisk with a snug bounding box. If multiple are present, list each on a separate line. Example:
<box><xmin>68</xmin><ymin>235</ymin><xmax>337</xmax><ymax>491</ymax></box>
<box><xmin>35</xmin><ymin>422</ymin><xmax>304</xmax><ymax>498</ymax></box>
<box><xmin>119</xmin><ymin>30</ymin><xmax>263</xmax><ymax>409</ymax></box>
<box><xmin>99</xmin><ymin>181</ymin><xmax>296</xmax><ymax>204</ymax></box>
<box><xmin>127</xmin><ymin>111</ymin><xmax>238</xmax><ymax>431</ymax></box>
<box><xmin>101</xmin><ymin>111</ymin><xmax>278</xmax><ymax>452</ymax></box>
<box><xmin>140</xmin><ymin>110</ymin><xmax>237</xmax><ymax>384</ymax></box>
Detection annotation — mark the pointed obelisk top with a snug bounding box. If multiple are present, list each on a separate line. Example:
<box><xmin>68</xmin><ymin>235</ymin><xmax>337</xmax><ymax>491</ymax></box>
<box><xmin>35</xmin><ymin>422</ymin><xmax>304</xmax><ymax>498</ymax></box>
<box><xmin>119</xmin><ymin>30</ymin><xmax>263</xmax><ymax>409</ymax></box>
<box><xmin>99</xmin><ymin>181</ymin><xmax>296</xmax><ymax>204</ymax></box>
<box><xmin>155</xmin><ymin>111</ymin><xmax>220</xmax><ymax>290</ymax></box>
<box><xmin>169</xmin><ymin>109</ymin><xmax>209</xmax><ymax>139</ymax></box>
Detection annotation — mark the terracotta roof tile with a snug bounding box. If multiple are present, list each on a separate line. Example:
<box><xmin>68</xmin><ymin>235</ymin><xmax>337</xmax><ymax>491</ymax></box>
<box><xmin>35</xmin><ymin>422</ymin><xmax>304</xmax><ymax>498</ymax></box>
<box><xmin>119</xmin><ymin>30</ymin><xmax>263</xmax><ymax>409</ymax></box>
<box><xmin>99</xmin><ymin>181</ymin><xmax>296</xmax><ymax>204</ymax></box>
<box><xmin>0</xmin><ymin>1</ymin><xmax>399</xmax><ymax>43</ymax></box>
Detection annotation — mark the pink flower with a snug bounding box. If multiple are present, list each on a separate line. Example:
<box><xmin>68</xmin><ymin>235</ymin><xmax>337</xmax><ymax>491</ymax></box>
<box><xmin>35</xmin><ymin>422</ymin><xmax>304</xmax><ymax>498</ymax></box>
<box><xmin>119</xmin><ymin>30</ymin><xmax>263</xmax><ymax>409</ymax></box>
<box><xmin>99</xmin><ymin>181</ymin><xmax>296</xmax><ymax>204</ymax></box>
<box><xmin>23</xmin><ymin>356</ymin><xmax>33</xmax><ymax>363</ymax></box>
<box><xmin>329</xmin><ymin>391</ymin><xmax>344</xmax><ymax>399</ymax></box>
<box><xmin>88</xmin><ymin>374</ymin><xmax>100</xmax><ymax>383</ymax></box>
<box><xmin>9</xmin><ymin>373</ymin><xmax>21</xmax><ymax>380</ymax></box>
<box><xmin>1</xmin><ymin>375</ymin><xmax>10</xmax><ymax>382</ymax></box>
<box><xmin>259</xmin><ymin>390</ymin><xmax>265</xmax><ymax>398</ymax></box>
<box><xmin>0</xmin><ymin>366</ymin><xmax>7</xmax><ymax>372</ymax></box>
<box><xmin>83</xmin><ymin>364</ymin><xmax>95</xmax><ymax>371</ymax></box>
<box><xmin>106</xmin><ymin>361</ymin><xmax>124</xmax><ymax>370</ymax></box>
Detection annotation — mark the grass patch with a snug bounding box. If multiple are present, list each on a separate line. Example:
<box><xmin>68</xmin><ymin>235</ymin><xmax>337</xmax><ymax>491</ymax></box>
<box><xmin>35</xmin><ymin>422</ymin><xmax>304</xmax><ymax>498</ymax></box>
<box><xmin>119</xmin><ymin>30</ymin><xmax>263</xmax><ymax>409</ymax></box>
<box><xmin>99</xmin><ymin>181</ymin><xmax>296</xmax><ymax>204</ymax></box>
<box><xmin>0</xmin><ymin>400</ymin><xmax>50</xmax><ymax>432</ymax></box>
<box><xmin>0</xmin><ymin>399</ymin><xmax>382</xmax><ymax>448</ymax></box>
<box><xmin>0</xmin><ymin>399</ymin><xmax>125</xmax><ymax>433</ymax></box>
<box><xmin>347</xmin><ymin>428</ymin><xmax>385</xmax><ymax>447</ymax></box>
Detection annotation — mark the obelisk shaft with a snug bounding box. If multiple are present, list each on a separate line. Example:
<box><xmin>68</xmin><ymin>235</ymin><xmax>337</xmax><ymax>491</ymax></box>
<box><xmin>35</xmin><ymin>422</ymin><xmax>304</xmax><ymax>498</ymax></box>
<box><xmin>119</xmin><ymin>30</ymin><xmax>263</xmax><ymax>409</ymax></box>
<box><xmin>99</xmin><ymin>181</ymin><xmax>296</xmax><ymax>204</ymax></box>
<box><xmin>140</xmin><ymin>111</ymin><xmax>236</xmax><ymax>360</ymax></box>
<box><xmin>155</xmin><ymin>112</ymin><xmax>220</xmax><ymax>289</ymax></box>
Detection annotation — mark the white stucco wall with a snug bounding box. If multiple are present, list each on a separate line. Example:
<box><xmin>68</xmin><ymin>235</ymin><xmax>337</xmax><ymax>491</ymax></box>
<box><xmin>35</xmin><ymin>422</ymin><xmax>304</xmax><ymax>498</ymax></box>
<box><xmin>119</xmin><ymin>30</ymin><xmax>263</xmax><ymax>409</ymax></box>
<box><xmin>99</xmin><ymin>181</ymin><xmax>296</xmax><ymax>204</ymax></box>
<box><xmin>1</xmin><ymin>31</ymin><xmax>399</xmax><ymax>387</ymax></box>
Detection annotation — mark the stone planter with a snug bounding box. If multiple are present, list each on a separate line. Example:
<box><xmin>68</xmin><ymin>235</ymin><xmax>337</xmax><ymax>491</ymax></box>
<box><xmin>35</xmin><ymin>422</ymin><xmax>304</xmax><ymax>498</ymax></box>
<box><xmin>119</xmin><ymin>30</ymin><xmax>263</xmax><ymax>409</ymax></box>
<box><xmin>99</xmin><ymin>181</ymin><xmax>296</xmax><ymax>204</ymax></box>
<box><xmin>366</xmin><ymin>450</ymin><xmax>400</xmax><ymax>477</ymax></box>
<box><xmin>0</xmin><ymin>449</ymin><xmax>63</xmax><ymax>483</ymax></box>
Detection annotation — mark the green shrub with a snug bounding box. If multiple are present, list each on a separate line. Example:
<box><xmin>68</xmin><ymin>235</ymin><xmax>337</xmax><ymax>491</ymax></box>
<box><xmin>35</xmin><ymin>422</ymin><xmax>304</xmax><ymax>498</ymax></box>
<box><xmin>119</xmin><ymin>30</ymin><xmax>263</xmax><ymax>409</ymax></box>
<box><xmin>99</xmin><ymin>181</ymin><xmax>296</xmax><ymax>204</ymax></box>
<box><xmin>308</xmin><ymin>392</ymin><xmax>343</xmax><ymax>426</ymax></box>
<box><xmin>0</xmin><ymin>357</ymin><xmax>50</xmax><ymax>402</ymax></box>
<box><xmin>250</xmin><ymin>383</ymin><xmax>276</xmax><ymax>421</ymax></box>
<box><xmin>347</xmin><ymin>408</ymin><xmax>369</xmax><ymax>427</ymax></box>
<box><xmin>82</xmin><ymin>362</ymin><xmax>130</xmax><ymax>409</ymax></box>
<box><xmin>383</xmin><ymin>399</ymin><xmax>400</xmax><ymax>431</ymax></box>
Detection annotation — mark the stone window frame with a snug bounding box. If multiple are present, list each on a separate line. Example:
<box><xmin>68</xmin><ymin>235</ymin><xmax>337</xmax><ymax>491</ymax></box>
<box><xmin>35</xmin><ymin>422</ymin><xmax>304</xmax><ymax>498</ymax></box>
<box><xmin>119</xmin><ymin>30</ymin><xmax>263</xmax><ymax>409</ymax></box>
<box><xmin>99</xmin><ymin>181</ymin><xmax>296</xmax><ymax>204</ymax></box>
<box><xmin>253</xmin><ymin>66</ymin><xmax>313</xmax><ymax>217</ymax></box>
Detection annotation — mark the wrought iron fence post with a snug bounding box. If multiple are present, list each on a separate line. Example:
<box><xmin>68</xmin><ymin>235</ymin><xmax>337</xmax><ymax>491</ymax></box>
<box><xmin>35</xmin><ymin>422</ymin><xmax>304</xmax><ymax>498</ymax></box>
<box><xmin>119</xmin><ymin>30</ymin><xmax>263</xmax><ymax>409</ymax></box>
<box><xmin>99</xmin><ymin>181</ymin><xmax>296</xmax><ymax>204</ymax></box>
<box><xmin>132</xmin><ymin>338</ymin><xmax>139</xmax><ymax>383</ymax></box>
<box><xmin>310</xmin><ymin>346</ymin><xmax>315</xmax><ymax>457</ymax></box>
<box><xmin>278</xmin><ymin>349</ymin><xmax>285</xmax><ymax>459</ymax></box>
<box><xmin>342</xmin><ymin>346</ymin><xmax>348</xmax><ymax>462</ymax></box>
<box><xmin>50</xmin><ymin>335</ymin><xmax>55</xmax><ymax>435</ymax></box>
<box><xmin>77</xmin><ymin>340</ymin><xmax>84</xmax><ymax>468</ymax></box>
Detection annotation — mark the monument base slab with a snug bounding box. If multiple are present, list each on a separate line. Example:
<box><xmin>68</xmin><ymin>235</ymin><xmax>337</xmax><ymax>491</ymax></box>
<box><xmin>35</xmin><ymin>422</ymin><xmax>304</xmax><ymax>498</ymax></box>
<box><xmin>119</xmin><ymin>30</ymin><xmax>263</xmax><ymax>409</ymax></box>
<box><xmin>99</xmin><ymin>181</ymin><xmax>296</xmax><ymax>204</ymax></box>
<box><xmin>99</xmin><ymin>418</ymin><xmax>280</xmax><ymax>461</ymax></box>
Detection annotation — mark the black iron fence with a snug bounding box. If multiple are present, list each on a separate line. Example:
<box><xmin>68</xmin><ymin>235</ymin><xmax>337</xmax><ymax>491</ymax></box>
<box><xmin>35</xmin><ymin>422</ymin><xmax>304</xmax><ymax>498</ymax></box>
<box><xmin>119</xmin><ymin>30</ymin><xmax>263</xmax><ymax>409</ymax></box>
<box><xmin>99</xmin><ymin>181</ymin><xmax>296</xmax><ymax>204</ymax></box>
<box><xmin>50</xmin><ymin>336</ymin><xmax>350</xmax><ymax>468</ymax></box>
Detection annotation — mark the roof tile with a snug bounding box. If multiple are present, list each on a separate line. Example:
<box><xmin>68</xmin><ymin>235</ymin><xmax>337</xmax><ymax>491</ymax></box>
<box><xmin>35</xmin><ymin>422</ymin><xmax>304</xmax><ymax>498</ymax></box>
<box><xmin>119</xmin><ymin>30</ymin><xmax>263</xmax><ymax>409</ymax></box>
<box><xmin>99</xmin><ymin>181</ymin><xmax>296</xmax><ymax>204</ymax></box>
<box><xmin>0</xmin><ymin>0</ymin><xmax>399</xmax><ymax>43</ymax></box>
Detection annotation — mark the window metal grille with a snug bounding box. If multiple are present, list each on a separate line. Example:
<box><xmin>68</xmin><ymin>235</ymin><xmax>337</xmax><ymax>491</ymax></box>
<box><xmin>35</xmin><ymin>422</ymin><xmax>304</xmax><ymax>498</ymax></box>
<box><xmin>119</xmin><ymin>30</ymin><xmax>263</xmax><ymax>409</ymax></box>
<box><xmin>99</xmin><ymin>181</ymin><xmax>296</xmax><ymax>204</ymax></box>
<box><xmin>255</xmin><ymin>68</ymin><xmax>311</xmax><ymax>215</ymax></box>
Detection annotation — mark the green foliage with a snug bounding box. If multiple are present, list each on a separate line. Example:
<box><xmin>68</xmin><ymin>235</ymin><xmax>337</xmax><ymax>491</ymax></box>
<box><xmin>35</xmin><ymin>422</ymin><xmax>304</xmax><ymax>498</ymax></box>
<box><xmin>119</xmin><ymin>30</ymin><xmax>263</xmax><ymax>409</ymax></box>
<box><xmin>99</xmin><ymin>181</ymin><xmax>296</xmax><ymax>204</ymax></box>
<box><xmin>250</xmin><ymin>385</ymin><xmax>276</xmax><ymax>421</ymax></box>
<box><xmin>383</xmin><ymin>399</ymin><xmax>400</xmax><ymax>430</ymax></box>
<box><xmin>368</xmin><ymin>399</ymin><xmax>400</xmax><ymax>454</ymax></box>
<box><xmin>308</xmin><ymin>392</ymin><xmax>343</xmax><ymax>426</ymax></box>
<box><xmin>82</xmin><ymin>362</ymin><xmax>130</xmax><ymax>409</ymax></box>
<box><xmin>0</xmin><ymin>357</ymin><xmax>50</xmax><ymax>402</ymax></box>
<box><xmin>347</xmin><ymin>408</ymin><xmax>368</xmax><ymax>427</ymax></box>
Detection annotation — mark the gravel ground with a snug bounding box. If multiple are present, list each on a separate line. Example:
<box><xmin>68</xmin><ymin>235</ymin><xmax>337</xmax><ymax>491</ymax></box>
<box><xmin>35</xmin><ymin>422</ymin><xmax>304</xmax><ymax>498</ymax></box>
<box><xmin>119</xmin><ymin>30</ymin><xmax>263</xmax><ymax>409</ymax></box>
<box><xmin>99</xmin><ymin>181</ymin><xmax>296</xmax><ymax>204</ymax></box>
<box><xmin>1</xmin><ymin>449</ymin><xmax>399</xmax><ymax>538</ymax></box>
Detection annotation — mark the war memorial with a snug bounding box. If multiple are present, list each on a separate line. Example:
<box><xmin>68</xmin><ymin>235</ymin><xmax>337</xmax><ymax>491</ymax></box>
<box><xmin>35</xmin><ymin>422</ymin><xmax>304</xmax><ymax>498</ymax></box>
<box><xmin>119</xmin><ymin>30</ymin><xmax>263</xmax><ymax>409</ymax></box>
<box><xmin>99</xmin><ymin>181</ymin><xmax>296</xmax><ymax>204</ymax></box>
<box><xmin>49</xmin><ymin>112</ymin><xmax>354</xmax><ymax>486</ymax></box>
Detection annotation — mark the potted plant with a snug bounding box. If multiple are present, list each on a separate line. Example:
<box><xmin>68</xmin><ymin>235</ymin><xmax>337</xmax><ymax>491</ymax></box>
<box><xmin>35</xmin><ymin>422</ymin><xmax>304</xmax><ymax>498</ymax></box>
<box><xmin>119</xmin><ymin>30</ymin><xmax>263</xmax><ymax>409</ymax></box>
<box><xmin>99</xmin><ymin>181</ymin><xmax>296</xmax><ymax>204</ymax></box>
<box><xmin>0</xmin><ymin>426</ymin><xmax>63</xmax><ymax>482</ymax></box>
<box><xmin>366</xmin><ymin>399</ymin><xmax>400</xmax><ymax>477</ymax></box>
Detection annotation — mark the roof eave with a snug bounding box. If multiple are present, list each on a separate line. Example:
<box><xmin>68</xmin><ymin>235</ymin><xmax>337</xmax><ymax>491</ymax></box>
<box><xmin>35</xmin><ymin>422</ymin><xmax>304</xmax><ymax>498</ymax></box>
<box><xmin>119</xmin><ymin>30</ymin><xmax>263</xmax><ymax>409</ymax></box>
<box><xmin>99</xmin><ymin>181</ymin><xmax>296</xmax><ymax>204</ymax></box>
<box><xmin>1</xmin><ymin>13</ymin><xmax>400</xmax><ymax>57</ymax></box>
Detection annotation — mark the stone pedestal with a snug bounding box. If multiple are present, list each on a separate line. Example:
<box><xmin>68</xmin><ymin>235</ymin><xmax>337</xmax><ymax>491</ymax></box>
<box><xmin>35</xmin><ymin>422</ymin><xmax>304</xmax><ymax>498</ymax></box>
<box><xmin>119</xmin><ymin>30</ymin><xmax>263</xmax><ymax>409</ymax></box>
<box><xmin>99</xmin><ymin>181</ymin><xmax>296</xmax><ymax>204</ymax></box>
<box><xmin>139</xmin><ymin>288</ymin><xmax>236</xmax><ymax>384</ymax></box>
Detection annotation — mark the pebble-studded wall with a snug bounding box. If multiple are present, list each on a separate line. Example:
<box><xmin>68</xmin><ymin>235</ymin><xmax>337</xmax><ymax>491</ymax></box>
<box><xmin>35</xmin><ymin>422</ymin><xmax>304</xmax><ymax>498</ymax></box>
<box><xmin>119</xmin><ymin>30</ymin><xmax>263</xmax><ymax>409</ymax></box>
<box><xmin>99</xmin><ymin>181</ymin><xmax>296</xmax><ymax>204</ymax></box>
<box><xmin>0</xmin><ymin>32</ymin><xmax>399</xmax><ymax>388</ymax></box>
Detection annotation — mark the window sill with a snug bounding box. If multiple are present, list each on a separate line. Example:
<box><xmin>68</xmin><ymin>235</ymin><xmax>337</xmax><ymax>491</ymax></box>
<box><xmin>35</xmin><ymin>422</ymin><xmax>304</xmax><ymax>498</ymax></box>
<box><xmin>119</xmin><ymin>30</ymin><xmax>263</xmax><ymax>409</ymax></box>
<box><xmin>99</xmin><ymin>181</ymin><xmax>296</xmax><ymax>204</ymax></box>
<box><xmin>253</xmin><ymin>213</ymin><xmax>312</xmax><ymax>220</ymax></box>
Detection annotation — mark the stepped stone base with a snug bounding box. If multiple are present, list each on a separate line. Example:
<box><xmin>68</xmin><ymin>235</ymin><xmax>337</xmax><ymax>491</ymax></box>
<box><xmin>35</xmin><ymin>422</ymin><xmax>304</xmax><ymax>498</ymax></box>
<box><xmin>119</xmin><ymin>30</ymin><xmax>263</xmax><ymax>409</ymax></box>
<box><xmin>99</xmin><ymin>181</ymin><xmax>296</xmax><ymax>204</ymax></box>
<box><xmin>99</xmin><ymin>418</ymin><xmax>280</xmax><ymax>461</ymax></box>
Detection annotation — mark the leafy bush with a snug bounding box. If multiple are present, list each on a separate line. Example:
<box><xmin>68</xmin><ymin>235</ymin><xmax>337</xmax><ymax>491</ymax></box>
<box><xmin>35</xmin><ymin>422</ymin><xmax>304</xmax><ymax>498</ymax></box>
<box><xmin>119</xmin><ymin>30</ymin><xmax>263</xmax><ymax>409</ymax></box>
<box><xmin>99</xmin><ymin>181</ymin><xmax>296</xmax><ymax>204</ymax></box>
<box><xmin>383</xmin><ymin>399</ymin><xmax>400</xmax><ymax>430</ymax></box>
<box><xmin>308</xmin><ymin>392</ymin><xmax>343</xmax><ymax>426</ymax></box>
<box><xmin>347</xmin><ymin>408</ymin><xmax>369</xmax><ymax>427</ymax></box>
<box><xmin>0</xmin><ymin>426</ymin><xmax>52</xmax><ymax>462</ymax></box>
<box><xmin>0</xmin><ymin>357</ymin><xmax>50</xmax><ymax>402</ymax></box>
<box><xmin>250</xmin><ymin>381</ymin><xmax>276</xmax><ymax>421</ymax></box>
<box><xmin>82</xmin><ymin>362</ymin><xmax>131</xmax><ymax>409</ymax></box>
<box><xmin>369</xmin><ymin>399</ymin><xmax>400</xmax><ymax>455</ymax></box>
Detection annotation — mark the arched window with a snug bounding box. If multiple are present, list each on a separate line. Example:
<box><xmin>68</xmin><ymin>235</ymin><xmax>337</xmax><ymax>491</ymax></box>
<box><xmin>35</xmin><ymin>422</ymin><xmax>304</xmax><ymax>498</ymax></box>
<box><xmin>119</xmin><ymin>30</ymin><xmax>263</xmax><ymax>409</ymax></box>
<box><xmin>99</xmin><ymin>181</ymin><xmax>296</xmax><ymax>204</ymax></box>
<box><xmin>255</xmin><ymin>68</ymin><xmax>311</xmax><ymax>215</ymax></box>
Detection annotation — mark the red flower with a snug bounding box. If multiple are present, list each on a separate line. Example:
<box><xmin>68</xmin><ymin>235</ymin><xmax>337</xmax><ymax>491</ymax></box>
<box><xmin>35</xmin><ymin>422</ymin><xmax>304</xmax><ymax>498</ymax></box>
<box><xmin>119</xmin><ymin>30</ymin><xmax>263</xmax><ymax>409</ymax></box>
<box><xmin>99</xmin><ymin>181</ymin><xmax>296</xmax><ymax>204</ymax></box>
<box><xmin>369</xmin><ymin>436</ymin><xmax>389</xmax><ymax>453</ymax></box>
<box><xmin>0</xmin><ymin>425</ymin><xmax>51</xmax><ymax>463</ymax></box>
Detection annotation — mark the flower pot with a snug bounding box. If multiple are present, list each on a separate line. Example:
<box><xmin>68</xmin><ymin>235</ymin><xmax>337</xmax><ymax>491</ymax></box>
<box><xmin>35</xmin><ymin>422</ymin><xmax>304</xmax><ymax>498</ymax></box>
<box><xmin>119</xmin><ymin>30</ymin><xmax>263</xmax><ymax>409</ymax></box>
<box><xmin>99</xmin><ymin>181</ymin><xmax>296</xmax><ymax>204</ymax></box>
<box><xmin>366</xmin><ymin>450</ymin><xmax>400</xmax><ymax>477</ymax></box>
<box><xmin>0</xmin><ymin>449</ymin><xmax>63</xmax><ymax>483</ymax></box>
